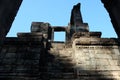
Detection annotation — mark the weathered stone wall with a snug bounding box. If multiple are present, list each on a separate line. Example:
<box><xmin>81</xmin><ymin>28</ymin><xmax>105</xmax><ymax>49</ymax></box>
<box><xmin>36</xmin><ymin>37</ymin><xmax>120</xmax><ymax>80</ymax></box>
<box><xmin>0</xmin><ymin>0</ymin><xmax>23</xmax><ymax>45</ymax></box>
<box><xmin>1</xmin><ymin>1</ymin><xmax>120</xmax><ymax>79</ymax></box>
<box><xmin>72</xmin><ymin>37</ymin><xmax>120</xmax><ymax>79</ymax></box>
<box><xmin>0</xmin><ymin>36</ymin><xmax>44</xmax><ymax>80</ymax></box>
<box><xmin>1</xmin><ymin>32</ymin><xmax>120</xmax><ymax>80</ymax></box>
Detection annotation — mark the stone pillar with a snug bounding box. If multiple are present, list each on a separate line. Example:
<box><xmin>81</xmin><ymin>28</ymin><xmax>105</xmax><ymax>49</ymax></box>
<box><xmin>51</xmin><ymin>28</ymin><xmax>54</xmax><ymax>41</ymax></box>
<box><xmin>0</xmin><ymin>0</ymin><xmax>23</xmax><ymax>45</ymax></box>
<box><xmin>70</xmin><ymin>3</ymin><xmax>83</xmax><ymax>26</ymax></box>
<box><xmin>31</xmin><ymin>22</ymin><xmax>52</xmax><ymax>40</ymax></box>
<box><xmin>101</xmin><ymin>0</ymin><xmax>120</xmax><ymax>38</ymax></box>
<box><xmin>69</xmin><ymin>3</ymin><xmax>89</xmax><ymax>42</ymax></box>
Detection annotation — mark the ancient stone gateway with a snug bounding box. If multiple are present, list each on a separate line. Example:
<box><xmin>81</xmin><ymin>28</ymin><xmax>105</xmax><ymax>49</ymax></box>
<box><xmin>0</xmin><ymin>3</ymin><xmax>120</xmax><ymax>80</ymax></box>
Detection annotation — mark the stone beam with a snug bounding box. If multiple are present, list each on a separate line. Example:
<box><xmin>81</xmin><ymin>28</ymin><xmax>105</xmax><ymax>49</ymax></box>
<box><xmin>101</xmin><ymin>0</ymin><xmax>120</xmax><ymax>38</ymax></box>
<box><xmin>0</xmin><ymin>0</ymin><xmax>23</xmax><ymax>45</ymax></box>
<box><xmin>52</xmin><ymin>26</ymin><xmax>66</xmax><ymax>31</ymax></box>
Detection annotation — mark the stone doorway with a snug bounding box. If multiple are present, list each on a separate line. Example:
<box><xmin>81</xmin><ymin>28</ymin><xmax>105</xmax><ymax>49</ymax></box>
<box><xmin>54</xmin><ymin>32</ymin><xmax>65</xmax><ymax>42</ymax></box>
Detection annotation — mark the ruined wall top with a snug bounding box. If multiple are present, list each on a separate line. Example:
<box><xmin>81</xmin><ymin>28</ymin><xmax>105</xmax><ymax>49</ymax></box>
<box><xmin>70</xmin><ymin>3</ymin><xmax>83</xmax><ymax>25</ymax></box>
<box><xmin>17</xmin><ymin>3</ymin><xmax>102</xmax><ymax>42</ymax></box>
<box><xmin>69</xmin><ymin>3</ymin><xmax>89</xmax><ymax>34</ymax></box>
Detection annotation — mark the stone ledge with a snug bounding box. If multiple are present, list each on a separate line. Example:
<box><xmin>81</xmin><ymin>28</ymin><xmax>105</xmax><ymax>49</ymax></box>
<box><xmin>17</xmin><ymin>32</ymin><xmax>43</xmax><ymax>38</ymax></box>
<box><xmin>4</xmin><ymin>37</ymin><xmax>43</xmax><ymax>45</ymax></box>
<box><xmin>74</xmin><ymin>38</ymin><xmax>120</xmax><ymax>45</ymax></box>
<box><xmin>73</xmin><ymin>32</ymin><xmax>102</xmax><ymax>38</ymax></box>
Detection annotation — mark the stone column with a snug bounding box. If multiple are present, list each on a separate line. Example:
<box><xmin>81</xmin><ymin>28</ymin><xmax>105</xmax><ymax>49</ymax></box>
<box><xmin>0</xmin><ymin>0</ymin><xmax>23</xmax><ymax>45</ymax></box>
<box><xmin>69</xmin><ymin>3</ymin><xmax>89</xmax><ymax>42</ymax></box>
<box><xmin>101</xmin><ymin>0</ymin><xmax>120</xmax><ymax>38</ymax></box>
<box><xmin>51</xmin><ymin>28</ymin><xmax>54</xmax><ymax>41</ymax></box>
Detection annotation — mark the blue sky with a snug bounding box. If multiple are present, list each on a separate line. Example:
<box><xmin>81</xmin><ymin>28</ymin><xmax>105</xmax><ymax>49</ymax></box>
<box><xmin>7</xmin><ymin>0</ymin><xmax>117</xmax><ymax>41</ymax></box>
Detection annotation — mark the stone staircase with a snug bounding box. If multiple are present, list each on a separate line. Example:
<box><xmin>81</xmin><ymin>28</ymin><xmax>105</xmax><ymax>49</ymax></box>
<box><xmin>40</xmin><ymin>42</ymin><xmax>77</xmax><ymax>80</ymax></box>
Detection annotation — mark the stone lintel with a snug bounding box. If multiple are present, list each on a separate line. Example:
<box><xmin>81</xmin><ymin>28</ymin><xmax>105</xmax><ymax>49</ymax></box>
<box><xmin>74</xmin><ymin>38</ymin><xmax>120</xmax><ymax>45</ymax></box>
<box><xmin>52</xmin><ymin>26</ymin><xmax>66</xmax><ymax>31</ymax></box>
<box><xmin>73</xmin><ymin>32</ymin><xmax>102</xmax><ymax>38</ymax></box>
<box><xmin>17</xmin><ymin>32</ymin><xmax>43</xmax><ymax>38</ymax></box>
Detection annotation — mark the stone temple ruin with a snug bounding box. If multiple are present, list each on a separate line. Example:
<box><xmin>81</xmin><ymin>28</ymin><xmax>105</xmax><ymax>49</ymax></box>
<box><xmin>0</xmin><ymin>1</ymin><xmax>120</xmax><ymax>80</ymax></box>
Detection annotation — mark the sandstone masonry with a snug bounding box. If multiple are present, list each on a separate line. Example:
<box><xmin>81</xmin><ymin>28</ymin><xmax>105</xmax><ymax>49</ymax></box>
<box><xmin>0</xmin><ymin>3</ymin><xmax>120</xmax><ymax>80</ymax></box>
